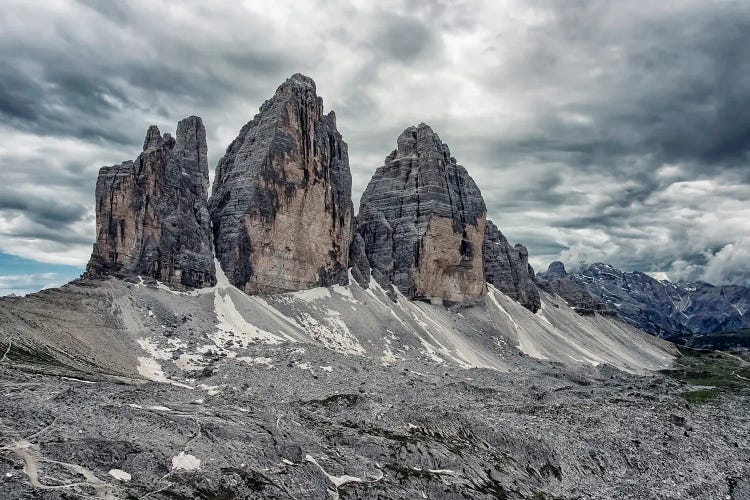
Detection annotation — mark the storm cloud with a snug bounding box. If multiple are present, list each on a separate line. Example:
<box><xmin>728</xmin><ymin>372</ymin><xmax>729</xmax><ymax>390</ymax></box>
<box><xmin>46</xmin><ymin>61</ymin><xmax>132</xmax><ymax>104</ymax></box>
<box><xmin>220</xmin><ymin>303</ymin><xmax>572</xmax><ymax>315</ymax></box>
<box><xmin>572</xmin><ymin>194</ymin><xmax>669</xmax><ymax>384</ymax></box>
<box><xmin>1</xmin><ymin>0</ymin><xmax>749</xmax><ymax>289</ymax></box>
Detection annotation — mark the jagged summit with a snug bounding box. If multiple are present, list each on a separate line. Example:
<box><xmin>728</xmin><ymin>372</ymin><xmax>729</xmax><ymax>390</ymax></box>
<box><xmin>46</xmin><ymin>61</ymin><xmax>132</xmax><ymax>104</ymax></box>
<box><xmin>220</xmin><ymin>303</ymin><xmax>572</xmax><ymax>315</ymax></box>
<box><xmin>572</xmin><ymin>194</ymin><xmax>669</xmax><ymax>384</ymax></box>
<box><xmin>284</xmin><ymin>72</ymin><xmax>317</xmax><ymax>89</ymax></box>
<box><xmin>540</xmin><ymin>261</ymin><xmax>750</xmax><ymax>337</ymax></box>
<box><xmin>544</xmin><ymin>260</ymin><xmax>568</xmax><ymax>280</ymax></box>
<box><xmin>86</xmin><ymin>116</ymin><xmax>215</xmax><ymax>290</ymax></box>
<box><xmin>482</xmin><ymin>220</ymin><xmax>541</xmax><ymax>312</ymax></box>
<box><xmin>209</xmin><ymin>73</ymin><xmax>353</xmax><ymax>294</ymax></box>
<box><xmin>354</xmin><ymin>123</ymin><xmax>487</xmax><ymax>304</ymax></box>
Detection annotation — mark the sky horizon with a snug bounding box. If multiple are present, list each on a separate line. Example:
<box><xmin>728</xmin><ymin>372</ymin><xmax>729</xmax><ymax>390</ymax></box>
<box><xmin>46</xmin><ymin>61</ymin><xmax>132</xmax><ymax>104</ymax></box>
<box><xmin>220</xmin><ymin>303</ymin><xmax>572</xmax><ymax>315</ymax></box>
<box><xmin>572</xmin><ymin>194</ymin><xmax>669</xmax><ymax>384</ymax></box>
<box><xmin>1</xmin><ymin>0</ymin><xmax>749</xmax><ymax>295</ymax></box>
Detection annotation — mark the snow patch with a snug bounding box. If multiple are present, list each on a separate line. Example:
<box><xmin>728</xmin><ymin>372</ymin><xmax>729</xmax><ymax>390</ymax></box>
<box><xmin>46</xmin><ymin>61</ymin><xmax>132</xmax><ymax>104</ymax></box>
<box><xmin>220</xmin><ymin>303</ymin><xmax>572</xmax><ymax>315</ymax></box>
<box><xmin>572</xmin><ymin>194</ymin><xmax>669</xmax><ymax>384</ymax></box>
<box><xmin>171</xmin><ymin>452</ymin><xmax>201</xmax><ymax>471</ymax></box>
<box><xmin>238</xmin><ymin>356</ymin><xmax>274</xmax><ymax>367</ymax></box>
<box><xmin>305</xmin><ymin>454</ymin><xmax>383</xmax><ymax>490</ymax></box>
<box><xmin>175</xmin><ymin>353</ymin><xmax>204</xmax><ymax>371</ymax></box>
<box><xmin>108</xmin><ymin>469</ymin><xmax>131</xmax><ymax>481</ymax></box>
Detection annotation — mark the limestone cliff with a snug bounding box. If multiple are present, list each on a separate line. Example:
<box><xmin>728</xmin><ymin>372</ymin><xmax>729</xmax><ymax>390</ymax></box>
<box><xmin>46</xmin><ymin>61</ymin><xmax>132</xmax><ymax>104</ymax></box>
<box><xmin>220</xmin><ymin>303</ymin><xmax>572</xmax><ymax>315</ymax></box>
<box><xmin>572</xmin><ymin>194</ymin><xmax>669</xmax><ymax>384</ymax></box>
<box><xmin>209</xmin><ymin>74</ymin><xmax>354</xmax><ymax>294</ymax></box>
<box><xmin>86</xmin><ymin>116</ymin><xmax>215</xmax><ymax>289</ymax></box>
<box><xmin>482</xmin><ymin>220</ymin><xmax>541</xmax><ymax>312</ymax></box>
<box><xmin>356</xmin><ymin>124</ymin><xmax>487</xmax><ymax>304</ymax></box>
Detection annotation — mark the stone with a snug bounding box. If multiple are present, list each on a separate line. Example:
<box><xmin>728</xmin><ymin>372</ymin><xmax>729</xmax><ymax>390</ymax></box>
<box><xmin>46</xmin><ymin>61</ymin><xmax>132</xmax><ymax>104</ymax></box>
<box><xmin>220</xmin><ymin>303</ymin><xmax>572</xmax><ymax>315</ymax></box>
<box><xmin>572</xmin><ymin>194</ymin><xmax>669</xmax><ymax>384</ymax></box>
<box><xmin>348</xmin><ymin>217</ymin><xmax>371</xmax><ymax>287</ymax></box>
<box><xmin>86</xmin><ymin>116</ymin><xmax>215</xmax><ymax>289</ymax></box>
<box><xmin>482</xmin><ymin>220</ymin><xmax>541</xmax><ymax>312</ymax></box>
<box><xmin>355</xmin><ymin>123</ymin><xmax>487</xmax><ymax>304</ymax></box>
<box><xmin>542</xmin><ymin>260</ymin><xmax>567</xmax><ymax>280</ymax></box>
<box><xmin>539</xmin><ymin>261</ymin><xmax>750</xmax><ymax>338</ymax></box>
<box><xmin>537</xmin><ymin>262</ymin><xmax>610</xmax><ymax>316</ymax></box>
<box><xmin>209</xmin><ymin>74</ymin><xmax>353</xmax><ymax>294</ymax></box>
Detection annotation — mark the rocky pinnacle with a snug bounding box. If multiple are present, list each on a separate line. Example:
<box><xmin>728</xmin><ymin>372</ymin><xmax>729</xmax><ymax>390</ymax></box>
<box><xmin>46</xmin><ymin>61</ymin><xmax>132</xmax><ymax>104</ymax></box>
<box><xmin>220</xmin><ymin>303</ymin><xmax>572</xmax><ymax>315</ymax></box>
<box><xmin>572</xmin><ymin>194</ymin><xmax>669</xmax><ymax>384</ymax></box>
<box><xmin>355</xmin><ymin>123</ymin><xmax>487</xmax><ymax>304</ymax></box>
<box><xmin>86</xmin><ymin>116</ymin><xmax>215</xmax><ymax>289</ymax></box>
<box><xmin>209</xmin><ymin>74</ymin><xmax>354</xmax><ymax>294</ymax></box>
<box><xmin>483</xmin><ymin>220</ymin><xmax>541</xmax><ymax>312</ymax></box>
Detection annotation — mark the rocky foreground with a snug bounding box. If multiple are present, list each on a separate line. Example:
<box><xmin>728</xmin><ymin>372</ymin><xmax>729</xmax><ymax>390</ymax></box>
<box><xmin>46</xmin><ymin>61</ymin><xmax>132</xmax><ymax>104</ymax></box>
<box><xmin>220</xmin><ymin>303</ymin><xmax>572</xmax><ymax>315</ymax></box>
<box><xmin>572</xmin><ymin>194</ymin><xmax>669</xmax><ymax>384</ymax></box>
<box><xmin>1</xmin><ymin>273</ymin><xmax>749</xmax><ymax>499</ymax></box>
<box><xmin>1</xmin><ymin>331</ymin><xmax>749</xmax><ymax>499</ymax></box>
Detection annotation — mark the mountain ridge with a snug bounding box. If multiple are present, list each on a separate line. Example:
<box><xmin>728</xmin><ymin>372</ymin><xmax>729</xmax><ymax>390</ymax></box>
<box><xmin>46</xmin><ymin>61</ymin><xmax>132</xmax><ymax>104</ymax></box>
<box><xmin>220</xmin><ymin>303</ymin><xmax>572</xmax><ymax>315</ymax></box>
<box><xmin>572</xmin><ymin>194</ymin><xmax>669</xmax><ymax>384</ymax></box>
<box><xmin>538</xmin><ymin>260</ymin><xmax>750</xmax><ymax>340</ymax></box>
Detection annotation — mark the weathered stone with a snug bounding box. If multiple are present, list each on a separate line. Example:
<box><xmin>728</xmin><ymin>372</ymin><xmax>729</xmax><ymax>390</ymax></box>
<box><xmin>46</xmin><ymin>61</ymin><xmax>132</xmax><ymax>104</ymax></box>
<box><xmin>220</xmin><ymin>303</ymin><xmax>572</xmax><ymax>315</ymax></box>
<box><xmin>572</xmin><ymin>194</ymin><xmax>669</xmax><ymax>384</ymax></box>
<box><xmin>209</xmin><ymin>74</ymin><xmax>353</xmax><ymax>294</ymax></box>
<box><xmin>356</xmin><ymin>123</ymin><xmax>487</xmax><ymax>304</ymax></box>
<box><xmin>539</xmin><ymin>261</ymin><xmax>750</xmax><ymax>337</ymax></box>
<box><xmin>482</xmin><ymin>220</ymin><xmax>541</xmax><ymax>312</ymax></box>
<box><xmin>86</xmin><ymin>116</ymin><xmax>215</xmax><ymax>289</ymax></box>
<box><xmin>348</xmin><ymin>217</ymin><xmax>371</xmax><ymax>288</ymax></box>
<box><xmin>537</xmin><ymin>262</ymin><xmax>611</xmax><ymax>316</ymax></box>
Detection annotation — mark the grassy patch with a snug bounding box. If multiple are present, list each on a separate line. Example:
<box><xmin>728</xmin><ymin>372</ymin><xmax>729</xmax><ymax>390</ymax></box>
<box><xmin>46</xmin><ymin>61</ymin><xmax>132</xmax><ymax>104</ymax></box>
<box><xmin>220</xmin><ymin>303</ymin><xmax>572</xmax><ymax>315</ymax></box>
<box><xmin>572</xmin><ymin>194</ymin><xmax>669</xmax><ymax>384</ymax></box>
<box><xmin>0</xmin><ymin>342</ymin><xmax>63</xmax><ymax>367</ymax></box>
<box><xmin>680</xmin><ymin>389</ymin><xmax>720</xmax><ymax>404</ymax></box>
<box><xmin>661</xmin><ymin>347</ymin><xmax>750</xmax><ymax>404</ymax></box>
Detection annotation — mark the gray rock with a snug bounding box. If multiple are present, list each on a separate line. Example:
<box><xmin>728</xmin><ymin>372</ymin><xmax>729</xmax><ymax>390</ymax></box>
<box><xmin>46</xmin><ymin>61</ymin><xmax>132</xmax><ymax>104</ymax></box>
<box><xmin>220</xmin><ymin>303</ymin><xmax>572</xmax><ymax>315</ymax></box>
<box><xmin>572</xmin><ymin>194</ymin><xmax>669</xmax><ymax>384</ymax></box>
<box><xmin>356</xmin><ymin>123</ymin><xmax>487</xmax><ymax>304</ymax></box>
<box><xmin>540</xmin><ymin>262</ymin><xmax>750</xmax><ymax>337</ymax></box>
<box><xmin>209</xmin><ymin>74</ymin><xmax>353</xmax><ymax>294</ymax></box>
<box><xmin>86</xmin><ymin>116</ymin><xmax>215</xmax><ymax>290</ymax></box>
<box><xmin>537</xmin><ymin>261</ymin><xmax>611</xmax><ymax>316</ymax></box>
<box><xmin>482</xmin><ymin>220</ymin><xmax>541</xmax><ymax>312</ymax></box>
<box><xmin>0</xmin><ymin>276</ymin><xmax>745</xmax><ymax>500</ymax></box>
<box><xmin>543</xmin><ymin>260</ymin><xmax>567</xmax><ymax>280</ymax></box>
<box><xmin>348</xmin><ymin>217</ymin><xmax>371</xmax><ymax>287</ymax></box>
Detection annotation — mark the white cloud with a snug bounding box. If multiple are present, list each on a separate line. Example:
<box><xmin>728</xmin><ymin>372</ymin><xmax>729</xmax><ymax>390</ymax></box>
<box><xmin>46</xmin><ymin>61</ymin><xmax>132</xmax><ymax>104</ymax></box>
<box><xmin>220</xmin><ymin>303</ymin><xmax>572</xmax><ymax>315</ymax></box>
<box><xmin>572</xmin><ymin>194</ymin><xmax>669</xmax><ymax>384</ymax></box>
<box><xmin>0</xmin><ymin>272</ymin><xmax>70</xmax><ymax>296</ymax></box>
<box><xmin>0</xmin><ymin>0</ymin><xmax>748</xmax><ymax>286</ymax></box>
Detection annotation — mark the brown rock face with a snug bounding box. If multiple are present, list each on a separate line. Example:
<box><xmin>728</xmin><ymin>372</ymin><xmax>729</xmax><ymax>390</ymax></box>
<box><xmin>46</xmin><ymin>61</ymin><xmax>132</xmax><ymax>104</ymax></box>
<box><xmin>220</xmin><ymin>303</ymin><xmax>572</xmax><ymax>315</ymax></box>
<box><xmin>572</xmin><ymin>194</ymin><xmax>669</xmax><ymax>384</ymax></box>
<box><xmin>209</xmin><ymin>74</ymin><xmax>354</xmax><ymax>294</ymax></box>
<box><xmin>414</xmin><ymin>215</ymin><xmax>487</xmax><ymax>303</ymax></box>
<box><xmin>355</xmin><ymin>124</ymin><xmax>487</xmax><ymax>304</ymax></box>
<box><xmin>86</xmin><ymin>116</ymin><xmax>215</xmax><ymax>289</ymax></box>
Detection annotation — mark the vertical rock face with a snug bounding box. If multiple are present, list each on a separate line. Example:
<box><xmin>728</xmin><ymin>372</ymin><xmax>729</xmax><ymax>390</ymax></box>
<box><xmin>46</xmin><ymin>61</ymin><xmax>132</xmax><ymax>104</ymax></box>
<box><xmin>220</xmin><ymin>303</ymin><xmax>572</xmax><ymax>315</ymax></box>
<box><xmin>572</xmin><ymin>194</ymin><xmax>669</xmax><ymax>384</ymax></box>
<box><xmin>482</xmin><ymin>220</ymin><xmax>541</xmax><ymax>312</ymax></box>
<box><xmin>356</xmin><ymin>124</ymin><xmax>487</xmax><ymax>304</ymax></box>
<box><xmin>209</xmin><ymin>74</ymin><xmax>354</xmax><ymax>294</ymax></box>
<box><xmin>86</xmin><ymin>116</ymin><xmax>215</xmax><ymax>289</ymax></box>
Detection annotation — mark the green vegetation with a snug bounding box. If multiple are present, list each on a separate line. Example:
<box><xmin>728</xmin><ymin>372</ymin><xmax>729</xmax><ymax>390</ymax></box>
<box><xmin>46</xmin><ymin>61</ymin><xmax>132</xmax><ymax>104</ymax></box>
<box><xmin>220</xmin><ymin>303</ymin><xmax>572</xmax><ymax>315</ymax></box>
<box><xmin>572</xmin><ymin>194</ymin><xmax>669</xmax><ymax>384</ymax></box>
<box><xmin>0</xmin><ymin>342</ymin><xmax>62</xmax><ymax>367</ymax></box>
<box><xmin>677</xmin><ymin>328</ymin><xmax>750</xmax><ymax>351</ymax></box>
<box><xmin>681</xmin><ymin>389</ymin><xmax>720</xmax><ymax>404</ymax></box>
<box><xmin>661</xmin><ymin>347</ymin><xmax>750</xmax><ymax>404</ymax></box>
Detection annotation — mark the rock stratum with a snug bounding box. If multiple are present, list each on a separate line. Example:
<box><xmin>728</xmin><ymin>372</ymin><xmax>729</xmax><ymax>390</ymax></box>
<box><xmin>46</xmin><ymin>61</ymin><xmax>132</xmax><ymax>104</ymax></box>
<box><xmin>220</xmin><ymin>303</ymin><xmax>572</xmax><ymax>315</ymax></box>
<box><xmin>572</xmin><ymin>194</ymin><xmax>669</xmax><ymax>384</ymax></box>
<box><xmin>356</xmin><ymin>123</ymin><xmax>487</xmax><ymax>304</ymax></box>
<box><xmin>86</xmin><ymin>116</ymin><xmax>215</xmax><ymax>290</ymax></box>
<box><xmin>209</xmin><ymin>74</ymin><xmax>353</xmax><ymax>294</ymax></box>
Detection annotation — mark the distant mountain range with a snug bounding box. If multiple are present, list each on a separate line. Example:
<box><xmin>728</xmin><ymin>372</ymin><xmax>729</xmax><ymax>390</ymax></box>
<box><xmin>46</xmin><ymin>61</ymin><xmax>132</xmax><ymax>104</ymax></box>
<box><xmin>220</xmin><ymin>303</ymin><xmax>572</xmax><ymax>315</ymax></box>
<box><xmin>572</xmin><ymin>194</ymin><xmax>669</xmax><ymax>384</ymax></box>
<box><xmin>538</xmin><ymin>261</ymin><xmax>750</xmax><ymax>347</ymax></box>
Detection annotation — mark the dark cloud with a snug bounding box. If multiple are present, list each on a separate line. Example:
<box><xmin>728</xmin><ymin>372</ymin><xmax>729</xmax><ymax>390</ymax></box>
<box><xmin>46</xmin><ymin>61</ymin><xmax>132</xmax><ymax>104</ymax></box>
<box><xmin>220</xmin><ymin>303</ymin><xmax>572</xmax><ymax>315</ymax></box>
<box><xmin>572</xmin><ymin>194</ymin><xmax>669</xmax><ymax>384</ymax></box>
<box><xmin>0</xmin><ymin>188</ymin><xmax>87</xmax><ymax>227</ymax></box>
<box><xmin>373</xmin><ymin>14</ymin><xmax>437</xmax><ymax>62</ymax></box>
<box><xmin>0</xmin><ymin>0</ymin><xmax>748</xmax><ymax>287</ymax></box>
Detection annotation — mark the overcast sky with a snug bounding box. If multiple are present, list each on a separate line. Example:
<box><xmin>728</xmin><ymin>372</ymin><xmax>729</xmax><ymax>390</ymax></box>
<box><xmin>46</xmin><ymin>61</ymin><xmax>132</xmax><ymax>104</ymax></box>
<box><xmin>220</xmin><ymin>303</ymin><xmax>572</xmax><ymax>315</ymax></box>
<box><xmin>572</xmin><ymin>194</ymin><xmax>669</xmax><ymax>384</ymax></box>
<box><xmin>1</xmin><ymin>0</ymin><xmax>749</xmax><ymax>294</ymax></box>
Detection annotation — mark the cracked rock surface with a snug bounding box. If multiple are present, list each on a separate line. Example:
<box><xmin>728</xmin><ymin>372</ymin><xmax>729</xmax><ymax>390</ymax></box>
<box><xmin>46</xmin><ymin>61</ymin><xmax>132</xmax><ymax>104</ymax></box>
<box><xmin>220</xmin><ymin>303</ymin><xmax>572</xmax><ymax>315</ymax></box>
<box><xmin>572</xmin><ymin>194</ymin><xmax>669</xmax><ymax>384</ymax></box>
<box><xmin>209</xmin><ymin>74</ymin><xmax>354</xmax><ymax>295</ymax></box>
<box><xmin>86</xmin><ymin>116</ymin><xmax>215</xmax><ymax>290</ymax></box>
<box><xmin>356</xmin><ymin>123</ymin><xmax>487</xmax><ymax>304</ymax></box>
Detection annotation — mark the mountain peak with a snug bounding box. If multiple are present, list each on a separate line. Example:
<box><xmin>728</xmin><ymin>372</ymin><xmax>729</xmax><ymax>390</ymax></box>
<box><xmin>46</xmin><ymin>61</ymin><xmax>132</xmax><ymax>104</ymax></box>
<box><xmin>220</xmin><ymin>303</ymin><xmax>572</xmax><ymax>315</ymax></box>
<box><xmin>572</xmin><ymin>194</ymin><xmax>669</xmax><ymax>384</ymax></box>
<box><xmin>356</xmin><ymin>124</ymin><xmax>486</xmax><ymax>304</ymax></box>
